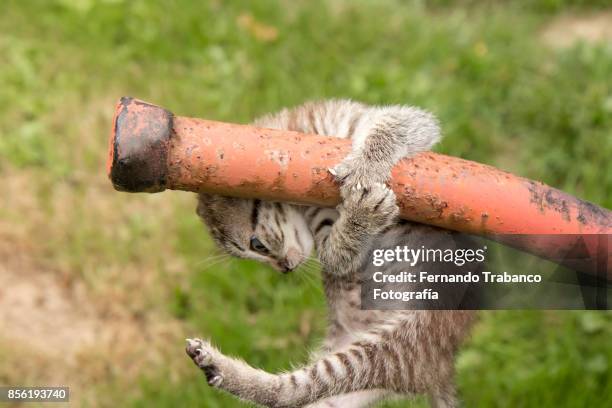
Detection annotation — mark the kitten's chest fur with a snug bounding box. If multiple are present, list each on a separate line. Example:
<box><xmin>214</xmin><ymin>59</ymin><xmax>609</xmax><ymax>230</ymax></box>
<box><xmin>315</xmin><ymin>217</ymin><xmax>416</xmax><ymax>349</ymax></box>
<box><xmin>313</xmin><ymin>212</ymin><xmax>477</xmax><ymax>348</ymax></box>
<box><xmin>323</xmin><ymin>277</ymin><xmax>393</xmax><ymax>350</ymax></box>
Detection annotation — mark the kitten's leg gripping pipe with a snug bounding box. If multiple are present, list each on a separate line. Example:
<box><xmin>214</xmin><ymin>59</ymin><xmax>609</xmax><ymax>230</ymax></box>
<box><xmin>108</xmin><ymin>97</ymin><xmax>611</xmax><ymax>278</ymax></box>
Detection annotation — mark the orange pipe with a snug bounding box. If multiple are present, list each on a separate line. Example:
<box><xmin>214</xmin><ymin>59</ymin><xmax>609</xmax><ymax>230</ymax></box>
<box><xmin>108</xmin><ymin>97</ymin><xmax>611</xmax><ymax>278</ymax></box>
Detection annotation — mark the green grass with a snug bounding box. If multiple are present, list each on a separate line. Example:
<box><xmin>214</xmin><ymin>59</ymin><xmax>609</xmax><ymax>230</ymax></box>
<box><xmin>0</xmin><ymin>0</ymin><xmax>610</xmax><ymax>407</ymax></box>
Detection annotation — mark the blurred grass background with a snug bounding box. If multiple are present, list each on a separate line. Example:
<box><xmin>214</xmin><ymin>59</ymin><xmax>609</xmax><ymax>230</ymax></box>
<box><xmin>0</xmin><ymin>0</ymin><xmax>611</xmax><ymax>407</ymax></box>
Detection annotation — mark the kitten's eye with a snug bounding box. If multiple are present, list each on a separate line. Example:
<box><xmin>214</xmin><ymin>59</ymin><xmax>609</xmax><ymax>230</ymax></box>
<box><xmin>250</xmin><ymin>236</ymin><xmax>269</xmax><ymax>254</ymax></box>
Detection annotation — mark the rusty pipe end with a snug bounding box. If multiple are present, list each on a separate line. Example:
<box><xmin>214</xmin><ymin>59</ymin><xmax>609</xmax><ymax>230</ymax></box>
<box><xmin>107</xmin><ymin>97</ymin><xmax>174</xmax><ymax>192</ymax></box>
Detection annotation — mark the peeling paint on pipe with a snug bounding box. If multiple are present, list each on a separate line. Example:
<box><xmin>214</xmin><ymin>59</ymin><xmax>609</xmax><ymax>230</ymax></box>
<box><xmin>108</xmin><ymin>97</ymin><xmax>611</xmax><ymax>279</ymax></box>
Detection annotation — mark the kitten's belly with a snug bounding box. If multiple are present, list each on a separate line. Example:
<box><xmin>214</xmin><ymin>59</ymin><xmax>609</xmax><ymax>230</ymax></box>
<box><xmin>326</xmin><ymin>286</ymin><xmax>401</xmax><ymax>349</ymax></box>
<box><xmin>322</xmin><ymin>223</ymin><xmax>479</xmax><ymax>350</ymax></box>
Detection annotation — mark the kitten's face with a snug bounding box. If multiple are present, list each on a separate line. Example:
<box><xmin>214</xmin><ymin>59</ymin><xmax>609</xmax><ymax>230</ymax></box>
<box><xmin>197</xmin><ymin>194</ymin><xmax>314</xmax><ymax>273</ymax></box>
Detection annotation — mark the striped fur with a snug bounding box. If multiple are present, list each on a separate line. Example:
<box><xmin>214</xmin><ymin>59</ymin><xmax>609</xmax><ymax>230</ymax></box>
<box><xmin>191</xmin><ymin>100</ymin><xmax>476</xmax><ymax>407</ymax></box>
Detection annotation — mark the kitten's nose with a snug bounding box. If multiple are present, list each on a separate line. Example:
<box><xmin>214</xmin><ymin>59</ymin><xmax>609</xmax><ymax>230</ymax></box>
<box><xmin>281</xmin><ymin>247</ymin><xmax>302</xmax><ymax>272</ymax></box>
<box><xmin>279</xmin><ymin>259</ymin><xmax>293</xmax><ymax>273</ymax></box>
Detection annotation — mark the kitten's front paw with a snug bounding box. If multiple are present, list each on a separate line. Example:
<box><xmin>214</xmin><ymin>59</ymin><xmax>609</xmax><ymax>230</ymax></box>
<box><xmin>340</xmin><ymin>183</ymin><xmax>399</xmax><ymax>231</ymax></box>
<box><xmin>186</xmin><ymin>338</ymin><xmax>224</xmax><ymax>387</ymax></box>
<box><xmin>329</xmin><ymin>156</ymin><xmax>391</xmax><ymax>192</ymax></box>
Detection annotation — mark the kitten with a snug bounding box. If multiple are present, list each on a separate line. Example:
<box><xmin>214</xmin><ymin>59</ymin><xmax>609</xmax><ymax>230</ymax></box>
<box><xmin>187</xmin><ymin>100</ymin><xmax>477</xmax><ymax>408</ymax></box>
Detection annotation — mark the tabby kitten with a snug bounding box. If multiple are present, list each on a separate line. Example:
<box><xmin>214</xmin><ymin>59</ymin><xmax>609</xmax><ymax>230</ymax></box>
<box><xmin>187</xmin><ymin>100</ymin><xmax>476</xmax><ymax>408</ymax></box>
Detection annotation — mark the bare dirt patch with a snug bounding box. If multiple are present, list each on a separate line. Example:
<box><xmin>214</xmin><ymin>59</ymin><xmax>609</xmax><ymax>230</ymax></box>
<box><xmin>0</xmin><ymin>257</ymin><xmax>98</xmax><ymax>357</ymax></box>
<box><xmin>0</xmin><ymin>241</ymin><xmax>187</xmax><ymax>406</ymax></box>
<box><xmin>541</xmin><ymin>11</ymin><xmax>612</xmax><ymax>49</ymax></box>
<box><xmin>0</xmin><ymin>162</ymin><xmax>193</xmax><ymax>405</ymax></box>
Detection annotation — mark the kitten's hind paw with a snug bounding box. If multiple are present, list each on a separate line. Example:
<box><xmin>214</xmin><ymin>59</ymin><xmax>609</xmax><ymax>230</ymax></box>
<box><xmin>186</xmin><ymin>338</ymin><xmax>224</xmax><ymax>387</ymax></box>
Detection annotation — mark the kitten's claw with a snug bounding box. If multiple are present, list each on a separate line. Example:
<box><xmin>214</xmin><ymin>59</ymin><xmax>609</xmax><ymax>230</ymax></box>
<box><xmin>330</xmin><ymin>161</ymin><xmax>352</xmax><ymax>183</ymax></box>
<box><xmin>186</xmin><ymin>338</ymin><xmax>224</xmax><ymax>387</ymax></box>
<box><xmin>208</xmin><ymin>375</ymin><xmax>224</xmax><ymax>387</ymax></box>
<box><xmin>339</xmin><ymin>182</ymin><xmax>399</xmax><ymax>231</ymax></box>
<box><xmin>186</xmin><ymin>338</ymin><xmax>212</xmax><ymax>366</ymax></box>
<box><xmin>195</xmin><ymin>348</ymin><xmax>213</xmax><ymax>367</ymax></box>
<box><xmin>333</xmin><ymin>152</ymin><xmax>394</xmax><ymax>200</ymax></box>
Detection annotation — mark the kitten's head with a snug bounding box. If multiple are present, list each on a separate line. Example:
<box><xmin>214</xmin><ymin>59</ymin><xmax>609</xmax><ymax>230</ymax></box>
<box><xmin>196</xmin><ymin>194</ymin><xmax>314</xmax><ymax>273</ymax></box>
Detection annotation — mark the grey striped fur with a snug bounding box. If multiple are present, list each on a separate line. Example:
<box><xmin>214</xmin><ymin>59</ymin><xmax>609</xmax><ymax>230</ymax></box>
<box><xmin>190</xmin><ymin>100</ymin><xmax>476</xmax><ymax>407</ymax></box>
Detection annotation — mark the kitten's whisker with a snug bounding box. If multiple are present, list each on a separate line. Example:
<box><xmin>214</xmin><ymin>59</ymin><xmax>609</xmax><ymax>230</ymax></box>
<box><xmin>301</xmin><ymin>258</ymin><xmax>320</xmax><ymax>269</ymax></box>
<box><xmin>294</xmin><ymin>264</ymin><xmax>323</xmax><ymax>293</ymax></box>
<box><xmin>199</xmin><ymin>252</ymin><xmax>228</xmax><ymax>261</ymax></box>
<box><xmin>198</xmin><ymin>255</ymin><xmax>228</xmax><ymax>265</ymax></box>
<box><xmin>199</xmin><ymin>256</ymin><xmax>232</xmax><ymax>271</ymax></box>
<box><xmin>302</xmin><ymin>254</ymin><xmax>319</xmax><ymax>262</ymax></box>
<box><xmin>194</xmin><ymin>253</ymin><xmax>230</xmax><ymax>266</ymax></box>
<box><xmin>301</xmin><ymin>261</ymin><xmax>321</xmax><ymax>274</ymax></box>
<box><xmin>195</xmin><ymin>258</ymin><xmax>228</xmax><ymax>269</ymax></box>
